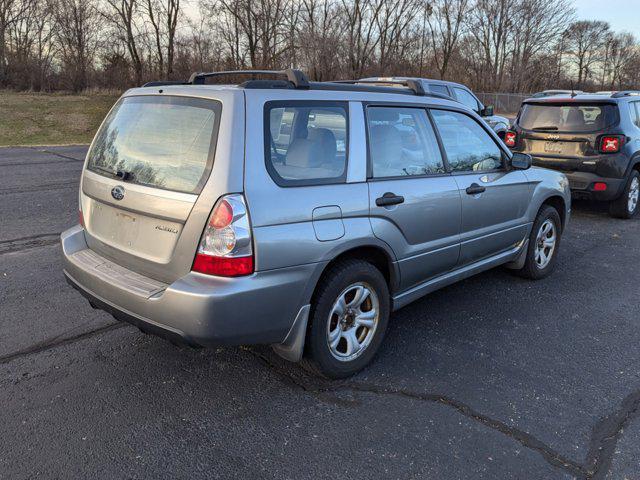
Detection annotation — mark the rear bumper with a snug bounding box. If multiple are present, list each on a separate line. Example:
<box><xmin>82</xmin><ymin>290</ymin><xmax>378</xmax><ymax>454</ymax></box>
<box><xmin>61</xmin><ymin>225</ymin><xmax>321</xmax><ymax>347</ymax></box>
<box><xmin>563</xmin><ymin>171</ymin><xmax>625</xmax><ymax>201</ymax></box>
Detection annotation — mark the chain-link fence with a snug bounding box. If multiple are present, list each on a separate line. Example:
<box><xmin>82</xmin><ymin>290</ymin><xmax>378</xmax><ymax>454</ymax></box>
<box><xmin>476</xmin><ymin>93</ymin><xmax>531</xmax><ymax>115</ymax></box>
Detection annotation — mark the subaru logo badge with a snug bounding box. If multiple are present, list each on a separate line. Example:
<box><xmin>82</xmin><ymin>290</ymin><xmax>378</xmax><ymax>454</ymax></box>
<box><xmin>111</xmin><ymin>185</ymin><xmax>125</xmax><ymax>201</ymax></box>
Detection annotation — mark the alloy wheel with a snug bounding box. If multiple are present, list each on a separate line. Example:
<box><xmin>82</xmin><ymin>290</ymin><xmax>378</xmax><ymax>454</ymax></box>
<box><xmin>628</xmin><ymin>176</ymin><xmax>639</xmax><ymax>214</ymax></box>
<box><xmin>535</xmin><ymin>219</ymin><xmax>557</xmax><ymax>269</ymax></box>
<box><xmin>326</xmin><ymin>282</ymin><xmax>380</xmax><ymax>362</ymax></box>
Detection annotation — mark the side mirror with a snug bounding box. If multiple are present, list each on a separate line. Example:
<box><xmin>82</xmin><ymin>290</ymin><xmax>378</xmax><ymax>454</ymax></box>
<box><xmin>511</xmin><ymin>152</ymin><xmax>532</xmax><ymax>170</ymax></box>
<box><xmin>481</xmin><ymin>105</ymin><xmax>494</xmax><ymax>117</ymax></box>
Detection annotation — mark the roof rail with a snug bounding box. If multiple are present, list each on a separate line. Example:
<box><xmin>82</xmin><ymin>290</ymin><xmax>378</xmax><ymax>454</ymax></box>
<box><xmin>327</xmin><ymin>79</ymin><xmax>451</xmax><ymax>100</ymax></box>
<box><xmin>187</xmin><ymin>69</ymin><xmax>310</xmax><ymax>89</ymax></box>
<box><xmin>611</xmin><ymin>90</ymin><xmax>640</xmax><ymax>98</ymax></box>
<box><xmin>331</xmin><ymin>79</ymin><xmax>425</xmax><ymax>96</ymax></box>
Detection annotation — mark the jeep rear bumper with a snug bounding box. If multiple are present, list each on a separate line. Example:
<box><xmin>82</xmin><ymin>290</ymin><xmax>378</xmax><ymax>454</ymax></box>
<box><xmin>564</xmin><ymin>171</ymin><xmax>625</xmax><ymax>201</ymax></box>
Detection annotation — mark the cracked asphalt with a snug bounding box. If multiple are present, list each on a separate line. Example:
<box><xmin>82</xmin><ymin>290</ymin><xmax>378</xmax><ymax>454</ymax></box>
<box><xmin>1</xmin><ymin>145</ymin><xmax>639</xmax><ymax>479</ymax></box>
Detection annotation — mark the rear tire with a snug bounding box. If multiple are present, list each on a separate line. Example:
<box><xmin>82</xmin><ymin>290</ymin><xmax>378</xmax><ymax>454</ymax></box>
<box><xmin>609</xmin><ymin>170</ymin><xmax>639</xmax><ymax>219</ymax></box>
<box><xmin>302</xmin><ymin>259</ymin><xmax>390</xmax><ymax>379</ymax></box>
<box><xmin>514</xmin><ymin>205</ymin><xmax>562</xmax><ymax>280</ymax></box>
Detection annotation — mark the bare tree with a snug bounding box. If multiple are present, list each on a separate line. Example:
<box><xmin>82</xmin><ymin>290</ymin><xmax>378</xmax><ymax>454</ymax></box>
<box><xmin>297</xmin><ymin>0</ymin><xmax>342</xmax><ymax>80</ymax></box>
<box><xmin>144</xmin><ymin>0</ymin><xmax>180</xmax><ymax>78</ymax></box>
<box><xmin>0</xmin><ymin>0</ymin><xmax>30</xmax><ymax>85</ymax></box>
<box><xmin>426</xmin><ymin>0</ymin><xmax>468</xmax><ymax>79</ymax></box>
<box><xmin>508</xmin><ymin>0</ymin><xmax>574</xmax><ymax>92</ymax></box>
<box><xmin>466</xmin><ymin>0</ymin><xmax>514</xmax><ymax>91</ymax></box>
<box><xmin>103</xmin><ymin>0</ymin><xmax>144</xmax><ymax>85</ymax></box>
<box><xmin>51</xmin><ymin>0</ymin><xmax>100</xmax><ymax>91</ymax></box>
<box><xmin>0</xmin><ymin>0</ymin><xmax>639</xmax><ymax>94</ymax></box>
<box><xmin>563</xmin><ymin>20</ymin><xmax>610</xmax><ymax>87</ymax></box>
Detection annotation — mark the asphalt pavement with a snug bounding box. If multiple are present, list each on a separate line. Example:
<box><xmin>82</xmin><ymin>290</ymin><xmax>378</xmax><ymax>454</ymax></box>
<box><xmin>1</xmin><ymin>145</ymin><xmax>639</xmax><ymax>479</ymax></box>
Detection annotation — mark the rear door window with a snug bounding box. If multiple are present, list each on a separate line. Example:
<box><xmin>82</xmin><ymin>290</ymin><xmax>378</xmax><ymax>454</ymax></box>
<box><xmin>518</xmin><ymin>103</ymin><xmax>619</xmax><ymax>133</ymax></box>
<box><xmin>431</xmin><ymin>110</ymin><xmax>503</xmax><ymax>172</ymax></box>
<box><xmin>87</xmin><ymin>96</ymin><xmax>220</xmax><ymax>194</ymax></box>
<box><xmin>366</xmin><ymin>106</ymin><xmax>445</xmax><ymax>178</ymax></box>
<box><xmin>429</xmin><ymin>84</ymin><xmax>451</xmax><ymax>97</ymax></box>
<box><xmin>265</xmin><ymin>102</ymin><xmax>348</xmax><ymax>186</ymax></box>
<box><xmin>453</xmin><ymin>87</ymin><xmax>480</xmax><ymax>111</ymax></box>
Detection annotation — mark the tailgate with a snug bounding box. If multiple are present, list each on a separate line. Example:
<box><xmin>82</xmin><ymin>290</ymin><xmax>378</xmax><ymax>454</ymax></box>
<box><xmin>79</xmin><ymin>89</ymin><xmax>245</xmax><ymax>283</ymax></box>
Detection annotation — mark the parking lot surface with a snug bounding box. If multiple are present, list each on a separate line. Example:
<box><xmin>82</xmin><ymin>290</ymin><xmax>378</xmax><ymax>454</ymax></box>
<box><xmin>1</xmin><ymin>146</ymin><xmax>639</xmax><ymax>479</ymax></box>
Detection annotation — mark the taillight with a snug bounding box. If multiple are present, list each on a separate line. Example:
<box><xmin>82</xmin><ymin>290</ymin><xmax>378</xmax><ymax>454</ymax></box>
<box><xmin>192</xmin><ymin>194</ymin><xmax>254</xmax><ymax>277</ymax></box>
<box><xmin>593</xmin><ymin>182</ymin><xmax>608</xmax><ymax>191</ymax></box>
<box><xmin>599</xmin><ymin>135</ymin><xmax>624</xmax><ymax>153</ymax></box>
<box><xmin>79</xmin><ymin>209</ymin><xmax>84</xmax><ymax>227</ymax></box>
<box><xmin>504</xmin><ymin>131</ymin><xmax>517</xmax><ymax>148</ymax></box>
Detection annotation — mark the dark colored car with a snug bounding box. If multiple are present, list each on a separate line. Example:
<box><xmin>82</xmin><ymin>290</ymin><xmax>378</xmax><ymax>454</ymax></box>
<box><xmin>506</xmin><ymin>91</ymin><xmax>640</xmax><ymax>218</ymax></box>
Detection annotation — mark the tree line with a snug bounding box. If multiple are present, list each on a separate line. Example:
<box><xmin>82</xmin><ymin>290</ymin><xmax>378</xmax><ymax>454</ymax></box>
<box><xmin>0</xmin><ymin>0</ymin><xmax>639</xmax><ymax>93</ymax></box>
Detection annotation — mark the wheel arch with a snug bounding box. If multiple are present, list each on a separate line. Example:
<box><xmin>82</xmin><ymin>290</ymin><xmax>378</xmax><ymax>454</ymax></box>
<box><xmin>540</xmin><ymin>195</ymin><xmax>567</xmax><ymax>231</ymax></box>
<box><xmin>313</xmin><ymin>244</ymin><xmax>400</xmax><ymax>299</ymax></box>
<box><xmin>272</xmin><ymin>242</ymin><xmax>399</xmax><ymax>364</ymax></box>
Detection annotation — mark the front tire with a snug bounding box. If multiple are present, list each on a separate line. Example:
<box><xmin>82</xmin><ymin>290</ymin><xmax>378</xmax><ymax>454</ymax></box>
<box><xmin>303</xmin><ymin>259</ymin><xmax>390</xmax><ymax>379</ymax></box>
<box><xmin>609</xmin><ymin>170</ymin><xmax>639</xmax><ymax>219</ymax></box>
<box><xmin>515</xmin><ymin>205</ymin><xmax>562</xmax><ymax>280</ymax></box>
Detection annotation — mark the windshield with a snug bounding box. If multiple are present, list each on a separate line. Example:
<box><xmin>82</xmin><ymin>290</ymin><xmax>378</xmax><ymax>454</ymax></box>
<box><xmin>518</xmin><ymin>103</ymin><xmax>618</xmax><ymax>133</ymax></box>
<box><xmin>87</xmin><ymin>96</ymin><xmax>220</xmax><ymax>194</ymax></box>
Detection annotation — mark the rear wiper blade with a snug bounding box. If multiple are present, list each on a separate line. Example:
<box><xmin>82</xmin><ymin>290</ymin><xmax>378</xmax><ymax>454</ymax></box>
<box><xmin>92</xmin><ymin>165</ymin><xmax>118</xmax><ymax>176</ymax></box>
<box><xmin>532</xmin><ymin>126</ymin><xmax>559</xmax><ymax>131</ymax></box>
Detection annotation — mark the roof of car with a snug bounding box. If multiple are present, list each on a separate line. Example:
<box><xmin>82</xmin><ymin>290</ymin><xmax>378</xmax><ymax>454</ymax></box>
<box><xmin>126</xmin><ymin>81</ymin><xmax>468</xmax><ymax>112</ymax></box>
<box><xmin>524</xmin><ymin>92</ymin><xmax>636</xmax><ymax>103</ymax></box>
<box><xmin>360</xmin><ymin>76</ymin><xmax>468</xmax><ymax>90</ymax></box>
<box><xmin>130</xmin><ymin>69</ymin><xmax>472</xmax><ymax>111</ymax></box>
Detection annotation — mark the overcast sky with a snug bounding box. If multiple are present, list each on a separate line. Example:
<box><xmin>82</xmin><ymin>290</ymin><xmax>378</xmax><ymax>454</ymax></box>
<box><xmin>575</xmin><ymin>0</ymin><xmax>640</xmax><ymax>33</ymax></box>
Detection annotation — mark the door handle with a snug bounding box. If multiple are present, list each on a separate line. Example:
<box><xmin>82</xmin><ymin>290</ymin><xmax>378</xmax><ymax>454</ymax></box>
<box><xmin>465</xmin><ymin>183</ymin><xmax>486</xmax><ymax>195</ymax></box>
<box><xmin>376</xmin><ymin>192</ymin><xmax>405</xmax><ymax>207</ymax></box>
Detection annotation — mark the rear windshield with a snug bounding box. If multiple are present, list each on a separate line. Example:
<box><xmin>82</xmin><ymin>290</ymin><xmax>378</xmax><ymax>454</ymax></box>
<box><xmin>87</xmin><ymin>96</ymin><xmax>220</xmax><ymax>194</ymax></box>
<box><xmin>518</xmin><ymin>103</ymin><xmax>618</xmax><ymax>133</ymax></box>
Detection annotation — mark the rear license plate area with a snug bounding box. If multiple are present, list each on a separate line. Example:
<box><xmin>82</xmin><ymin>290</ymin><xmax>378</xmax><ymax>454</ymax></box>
<box><xmin>544</xmin><ymin>141</ymin><xmax>564</xmax><ymax>154</ymax></box>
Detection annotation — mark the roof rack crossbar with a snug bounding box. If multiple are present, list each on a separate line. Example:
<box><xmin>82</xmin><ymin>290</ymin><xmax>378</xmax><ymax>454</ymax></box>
<box><xmin>187</xmin><ymin>69</ymin><xmax>310</xmax><ymax>88</ymax></box>
<box><xmin>612</xmin><ymin>90</ymin><xmax>640</xmax><ymax>98</ymax></box>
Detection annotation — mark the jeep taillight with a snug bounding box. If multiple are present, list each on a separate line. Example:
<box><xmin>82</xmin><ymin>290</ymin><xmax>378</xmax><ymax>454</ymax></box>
<box><xmin>192</xmin><ymin>194</ymin><xmax>254</xmax><ymax>277</ymax></box>
<box><xmin>599</xmin><ymin>135</ymin><xmax>624</xmax><ymax>153</ymax></box>
<box><xmin>504</xmin><ymin>131</ymin><xmax>517</xmax><ymax>148</ymax></box>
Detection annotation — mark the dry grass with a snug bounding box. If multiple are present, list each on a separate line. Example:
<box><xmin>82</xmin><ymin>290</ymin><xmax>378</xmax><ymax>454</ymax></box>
<box><xmin>0</xmin><ymin>90</ymin><xmax>121</xmax><ymax>146</ymax></box>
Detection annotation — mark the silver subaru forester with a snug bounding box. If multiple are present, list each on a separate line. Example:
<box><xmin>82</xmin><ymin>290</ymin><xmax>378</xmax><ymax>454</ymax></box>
<box><xmin>61</xmin><ymin>69</ymin><xmax>571</xmax><ymax>378</ymax></box>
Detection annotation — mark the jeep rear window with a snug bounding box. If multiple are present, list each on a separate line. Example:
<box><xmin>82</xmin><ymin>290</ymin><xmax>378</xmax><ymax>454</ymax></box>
<box><xmin>87</xmin><ymin>96</ymin><xmax>220</xmax><ymax>194</ymax></box>
<box><xmin>518</xmin><ymin>103</ymin><xmax>618</xmax><ymax>133</ymax></box>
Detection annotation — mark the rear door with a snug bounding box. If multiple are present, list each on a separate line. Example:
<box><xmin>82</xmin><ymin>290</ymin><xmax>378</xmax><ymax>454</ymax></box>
<box><xmin>365</xmin><ymin>105</ymin><xmax>461</xmax><ymax>290</ymax></box>
<box><xmin>430</xmin><ymin>109</ymin><xmax>530</xmax><ymax>265</ymax></box>
<box><xmin>80</xmin><ymin>90</ymin><xmax>244</xmax><ymax>283</ymax></box>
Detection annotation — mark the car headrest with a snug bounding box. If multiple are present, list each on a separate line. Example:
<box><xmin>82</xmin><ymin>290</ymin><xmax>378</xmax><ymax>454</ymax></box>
<box><xmin>308</xmin><ymin>128</ymin><xmax>337</xmax><ymax>163</ymax></box>
<box><xmin>285</xmin><ymin>138</ymin><xmax>323</xmax><ymax>168</ymax></box>
<box><xmin>369</xmin><ymin>125</ymin><xmax>402</xmax><ymax>166</ymax></box>
<box><xmin>566</xmin><ymin>108</ymin><xmax>585</xmax><ymax>125</ymax></box>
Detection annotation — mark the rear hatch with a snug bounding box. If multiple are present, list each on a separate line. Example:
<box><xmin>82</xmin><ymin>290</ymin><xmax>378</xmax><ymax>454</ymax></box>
<box><xmin>516</xmin><ymin>101</ymin><xmax>619</xmax><ymax>171</ymax></box>
<box><xmin>79</xmin><ymin>91</ymin><xmax>240</xmax><ymax>283</ymax></box>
